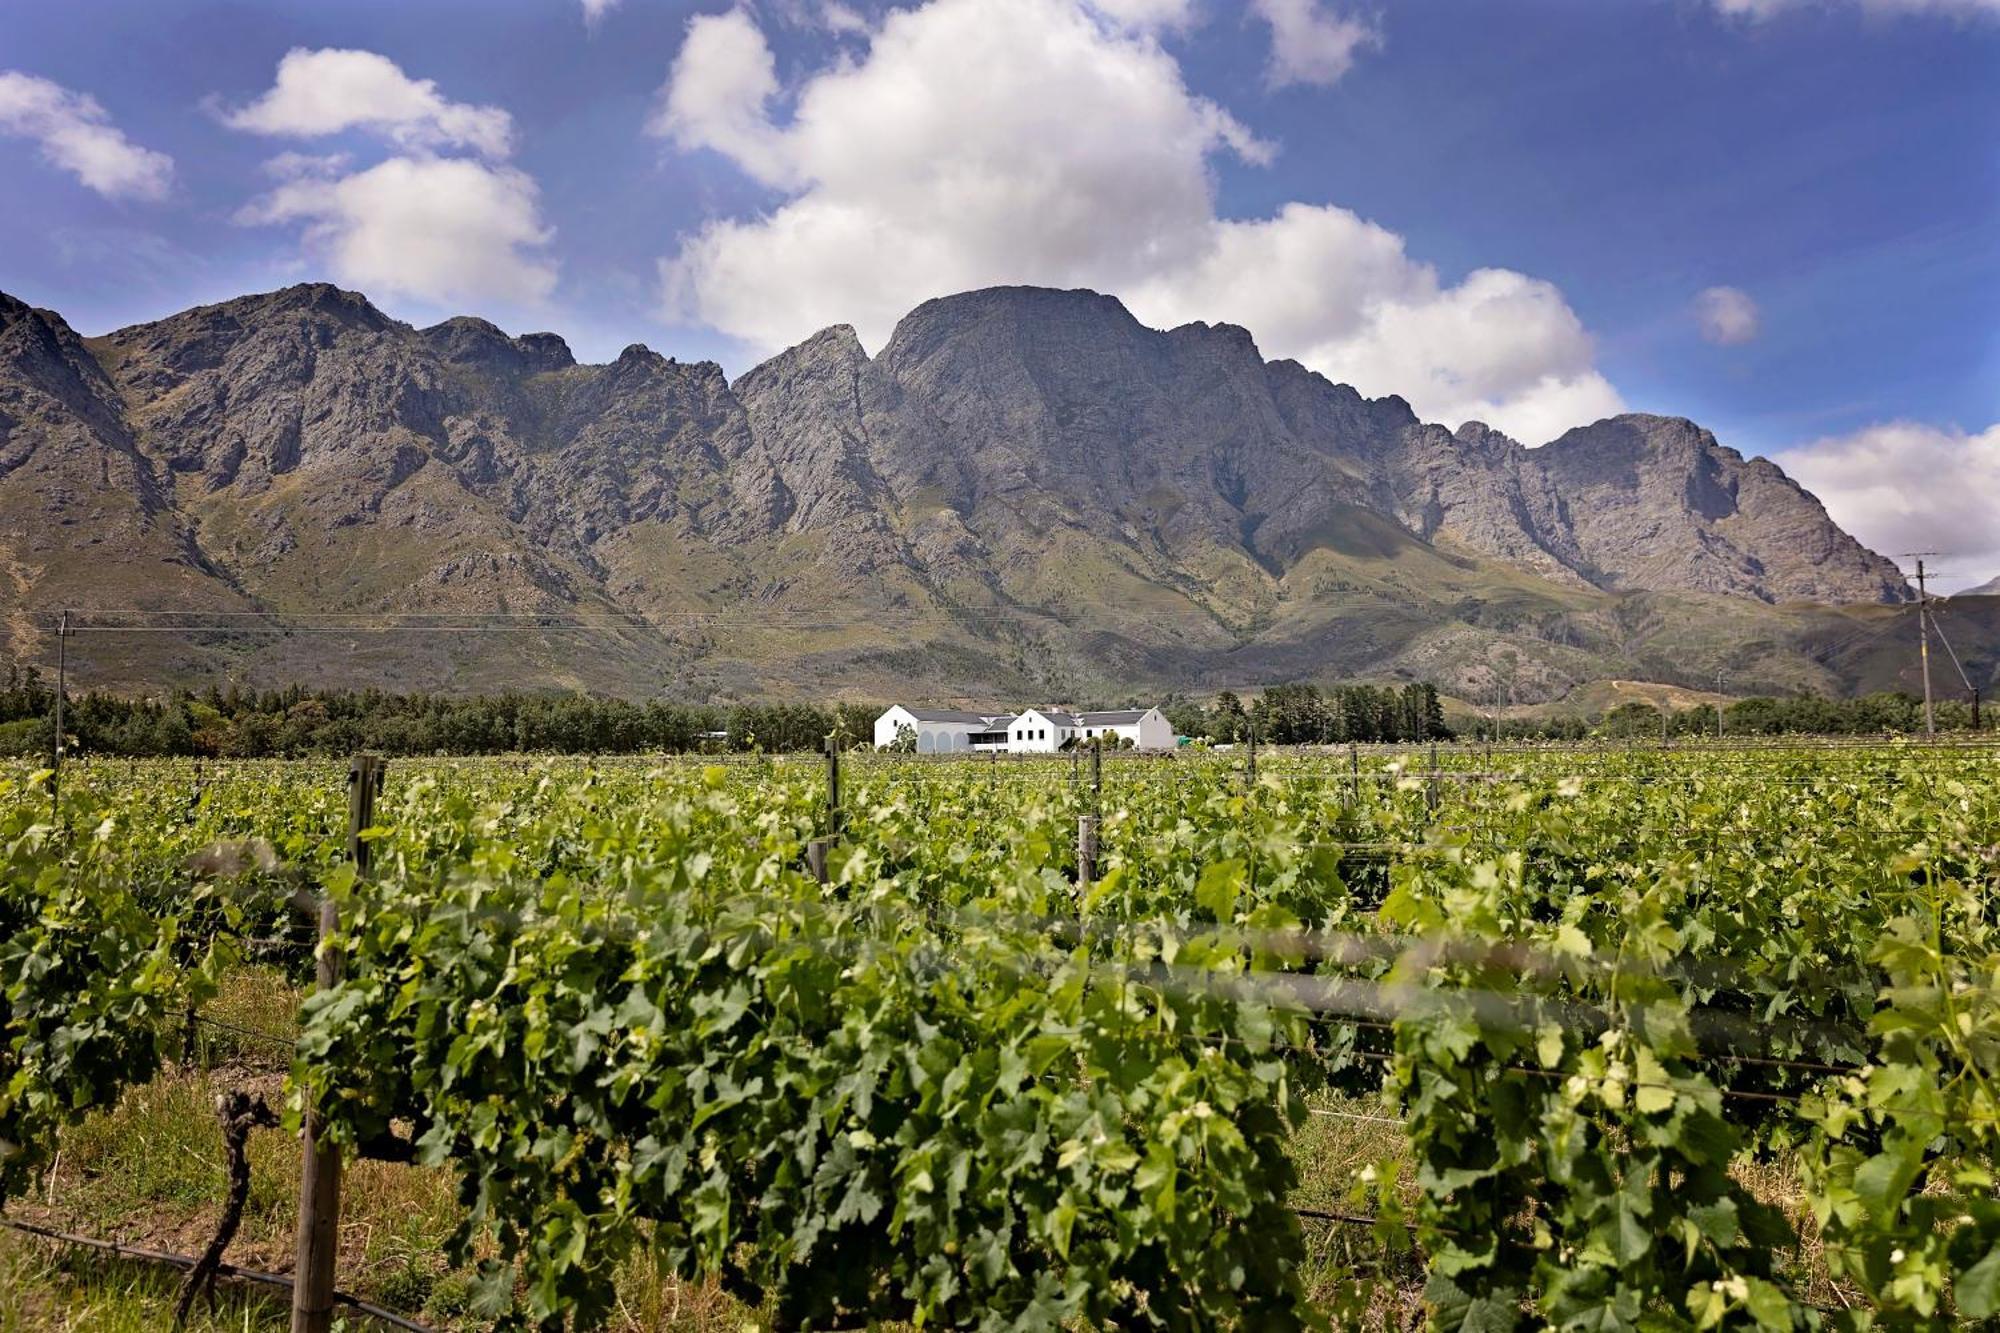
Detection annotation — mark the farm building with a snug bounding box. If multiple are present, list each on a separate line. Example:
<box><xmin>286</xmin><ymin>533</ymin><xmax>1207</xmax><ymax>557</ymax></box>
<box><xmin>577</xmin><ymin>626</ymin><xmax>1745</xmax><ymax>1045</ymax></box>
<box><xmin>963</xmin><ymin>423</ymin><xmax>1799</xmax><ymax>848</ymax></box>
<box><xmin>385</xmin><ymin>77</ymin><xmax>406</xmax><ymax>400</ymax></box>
<box><xmin>871</xmin><ymin>706</ymin><xmax>1015</xmax><ymax>754</ymax></box>
<box><xmin>876</xmin><ymin>705</ymin><xmax>1173</xmax><ymax>753</ymax></box>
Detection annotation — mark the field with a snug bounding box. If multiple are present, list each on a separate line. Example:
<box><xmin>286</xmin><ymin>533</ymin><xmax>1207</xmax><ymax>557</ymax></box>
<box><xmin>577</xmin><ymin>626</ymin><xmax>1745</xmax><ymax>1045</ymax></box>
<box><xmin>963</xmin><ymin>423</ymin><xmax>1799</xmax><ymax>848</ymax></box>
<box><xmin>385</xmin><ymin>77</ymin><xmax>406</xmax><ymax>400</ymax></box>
<box><xmin>1</xmin><ymin>740</ymin><xmax>1996</xmax><ymax>1330</ymax></box>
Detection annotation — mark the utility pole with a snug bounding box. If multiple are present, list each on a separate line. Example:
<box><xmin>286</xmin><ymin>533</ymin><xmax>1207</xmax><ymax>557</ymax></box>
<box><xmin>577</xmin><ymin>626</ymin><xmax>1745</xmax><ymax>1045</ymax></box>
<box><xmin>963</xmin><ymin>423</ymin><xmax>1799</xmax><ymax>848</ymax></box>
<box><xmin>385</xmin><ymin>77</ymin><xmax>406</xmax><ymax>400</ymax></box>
<box><xmin>1910</xmin><ymin>556</ymin><xmax>1937</xmax><ymax>737</ymax></box>
<box><xmin>51</xmin><ymin>610</ymin><xmax>68</xmax><ymax>818</ymax></box>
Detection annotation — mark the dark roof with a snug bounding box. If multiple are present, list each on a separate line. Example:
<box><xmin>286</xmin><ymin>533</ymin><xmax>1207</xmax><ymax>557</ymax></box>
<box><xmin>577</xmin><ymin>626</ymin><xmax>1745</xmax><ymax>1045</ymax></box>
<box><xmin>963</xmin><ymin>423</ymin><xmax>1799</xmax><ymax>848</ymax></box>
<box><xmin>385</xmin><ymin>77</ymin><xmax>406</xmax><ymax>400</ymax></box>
<box><xmin>900</xmin><ymin>706</ymin><xmax>1003</xmax><ymax>724</ymax></box>
<box><xmin>1019</xmin><ymin>710</ymin><xmax>1081</xmax><ymax>727</ymax></box>
<box><xmin>1078</xmin><ymin>709</ymin><xmax>1150</xmax><ymax>725</ymax></box>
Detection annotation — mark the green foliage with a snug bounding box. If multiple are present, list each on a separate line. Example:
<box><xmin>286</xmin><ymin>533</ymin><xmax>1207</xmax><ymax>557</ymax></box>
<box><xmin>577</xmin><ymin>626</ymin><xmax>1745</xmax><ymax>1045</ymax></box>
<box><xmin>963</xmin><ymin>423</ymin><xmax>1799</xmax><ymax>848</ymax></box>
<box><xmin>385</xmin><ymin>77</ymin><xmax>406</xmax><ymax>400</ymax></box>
<box><xmin>3</xmin><ymin>742</ymin><xmax>1997</xmax><ymax>1328</ymax></box>
<box><xmin>0</xmin><ymin>771</ymin><xmax>221</xmax><ymax>1199</ymax></box>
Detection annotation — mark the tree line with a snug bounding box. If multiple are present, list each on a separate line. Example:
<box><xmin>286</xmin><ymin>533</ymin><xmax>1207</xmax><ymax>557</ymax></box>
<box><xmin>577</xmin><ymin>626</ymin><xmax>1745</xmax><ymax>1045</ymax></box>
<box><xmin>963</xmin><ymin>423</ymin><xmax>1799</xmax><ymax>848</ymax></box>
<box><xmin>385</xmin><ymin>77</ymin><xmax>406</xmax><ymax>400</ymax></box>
<box><xmin>1163</xmin><ymin>682</ymin><xmax>1451</xmax><ymax>745</ymax></box>
<box><xmin>1595</xmin><ymin>691</ymin><xmax>1987</xmax><ymax>739</ymax></box>
<box><xmin>2</xmin><ymin>665</ymin><xmax>1980</xmax><ymax>759</ymax></box>
<box><xmin>0</xmin><ymin>671</ymin><xmax>880</xmax><ymax>758</ymax></box>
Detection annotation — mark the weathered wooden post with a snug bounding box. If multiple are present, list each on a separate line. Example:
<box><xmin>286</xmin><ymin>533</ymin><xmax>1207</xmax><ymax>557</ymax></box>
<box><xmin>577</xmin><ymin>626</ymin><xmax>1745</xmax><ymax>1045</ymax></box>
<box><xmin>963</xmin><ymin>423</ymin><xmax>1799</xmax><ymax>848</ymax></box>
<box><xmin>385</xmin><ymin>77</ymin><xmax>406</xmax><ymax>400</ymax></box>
<box><xmin>807</xmin><ymin>735</ymin><xmax>840</xmax><ymax>883</ymax></box>
<box><xmin>1077</xmin><ymin>814</ymin><xmax>1099</xmax><ymax>890</ymax></box>
<box><xmin>50</xmin><ymin>609</ymin><xmax>67</xmax><ymax>820</ymax></box>
<box><xmin>1078</xmin><ymin>739</ymin><xmax>1103</xmax><ymax>890</ymax></box>
<box><xmin>292</xmin><ymin>754</ymin><xmax>380</xmax><ymax>1333</ymax></box>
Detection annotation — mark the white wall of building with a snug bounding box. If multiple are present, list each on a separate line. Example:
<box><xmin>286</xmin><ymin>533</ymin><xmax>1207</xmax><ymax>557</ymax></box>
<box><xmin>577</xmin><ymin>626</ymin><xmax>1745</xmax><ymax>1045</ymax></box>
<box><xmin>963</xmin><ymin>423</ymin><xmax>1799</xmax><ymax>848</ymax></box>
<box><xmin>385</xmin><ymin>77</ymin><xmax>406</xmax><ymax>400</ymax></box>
<box><xmin>1008</xmin><ymin>709</ymin><xmax>1075</xmax><ymax>753</ymax></box>
<box><xmin>878</xmin><ymin>704</ymin><xmax>1173</xmax><ymax>754</ymax></box>
<box><xmin>874</xmin><ymin>706</ymin><xmax>982</xmax><ymax>753</ymax></box>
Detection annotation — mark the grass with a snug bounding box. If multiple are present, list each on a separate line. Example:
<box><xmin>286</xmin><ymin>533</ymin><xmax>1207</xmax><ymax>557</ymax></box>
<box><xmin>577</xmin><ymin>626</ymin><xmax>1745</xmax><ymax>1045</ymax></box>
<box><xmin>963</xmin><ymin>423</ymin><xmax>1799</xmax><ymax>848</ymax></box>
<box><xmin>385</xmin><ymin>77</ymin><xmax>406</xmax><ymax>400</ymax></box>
<box><xmin>0</xmin><ymin>1237</ymin><xmax>293</xmax><ymax>1333</ymax></box>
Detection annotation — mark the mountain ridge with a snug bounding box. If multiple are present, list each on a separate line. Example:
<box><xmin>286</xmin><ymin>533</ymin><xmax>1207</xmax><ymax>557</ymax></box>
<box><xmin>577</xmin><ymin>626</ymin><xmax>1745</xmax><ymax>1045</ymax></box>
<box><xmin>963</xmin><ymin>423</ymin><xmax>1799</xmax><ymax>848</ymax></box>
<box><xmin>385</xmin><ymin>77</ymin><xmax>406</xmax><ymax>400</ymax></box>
<box><xmin>3</xmin><ymin>280</ymin><xmax>1965</xmax><ymax>706</ymax></box>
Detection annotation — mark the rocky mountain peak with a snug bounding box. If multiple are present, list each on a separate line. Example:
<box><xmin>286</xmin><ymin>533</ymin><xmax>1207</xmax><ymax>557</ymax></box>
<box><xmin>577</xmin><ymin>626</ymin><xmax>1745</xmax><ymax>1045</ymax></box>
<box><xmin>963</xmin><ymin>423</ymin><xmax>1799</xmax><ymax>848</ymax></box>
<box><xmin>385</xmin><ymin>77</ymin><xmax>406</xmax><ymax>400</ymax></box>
<box><xmin>240</xmin><ymin>282</ymin><xmax>397</xmax><ymax>331</ymax></box>
<box><xmin>514</xmin><ymin>332</ymin><xmax>575</xmax><ymax>373</ymax></box>
<box><xmin>421</xmin><ymin>317</ymin><xmax>576</xmax><ymax>377</ymax></box>
<box><xmin>0</xmin><ymin>281</ymin><xmax>1937</xmax><ymax>706</ymax></box>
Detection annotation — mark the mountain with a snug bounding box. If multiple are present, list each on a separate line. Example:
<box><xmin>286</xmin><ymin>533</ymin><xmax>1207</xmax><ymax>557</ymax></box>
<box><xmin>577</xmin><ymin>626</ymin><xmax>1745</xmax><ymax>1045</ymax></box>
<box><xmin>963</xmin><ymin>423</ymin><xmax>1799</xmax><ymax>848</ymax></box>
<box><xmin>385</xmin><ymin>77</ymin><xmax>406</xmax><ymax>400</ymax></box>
<box><xmin>1955</xmin><ymin>576</ymin><xmax>2000</xmax><ymax>598</ymax></box>
<box><xmin>4</xmin><ymin>281</ymin><xmax>1981</xmax><ymax>707</ymax></box>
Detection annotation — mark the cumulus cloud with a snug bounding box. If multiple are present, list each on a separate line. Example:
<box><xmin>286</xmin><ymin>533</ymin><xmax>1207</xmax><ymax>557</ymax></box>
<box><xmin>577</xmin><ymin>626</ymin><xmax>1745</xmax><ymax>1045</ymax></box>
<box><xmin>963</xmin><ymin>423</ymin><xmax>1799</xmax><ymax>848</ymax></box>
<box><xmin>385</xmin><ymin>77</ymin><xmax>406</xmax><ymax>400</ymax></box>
<box><xmin>1693</xmin><ymin>285</ymin><xmax>1760</xmax><ymax>345</ymax></box>
<box><xmin>0</xmin><ymin>70</ymin><xmax>173</xmax><ymax>200</ymax></box>
<box><xmin>223</xmin><ymin>48</ymin><xmax>513</xmax><ymax>158</ymax></box>
<box><xmin>1712</xmin><ymin>0</ymin><xmax>2000</xmax><ymax>19</ymax></box>
<box><xmin>238</xmin><ymin>155</ymin><xmax>556</xmax><ymax>305</ymax></box>
<box><xmin>1250</xmin><ymin>0</ymin><xmax>1380</xmax><ymax>87</ymax></box>
<box><xmin>580</xmin><ymin>0</ymin><xmax>620</xmax><ymax>23</ymax></box>
<box><xmin>651</xmin><ymin>0</ymin><xmax>1620</xmax><ymax>442</ymax></box>
<box><xmin>226</xmin><ymin>50</ymin><xmax>554</xmax><ymax>307</ymax></box>
<box><xmin>649</xmin><ymin>8</ymin><xmax>794</xmax><ymax>184</ymax></box>
<box><xmin>1774</xmin><ymin>421</ymin><xmax>2000</xmax><ymax>577</ymax></box>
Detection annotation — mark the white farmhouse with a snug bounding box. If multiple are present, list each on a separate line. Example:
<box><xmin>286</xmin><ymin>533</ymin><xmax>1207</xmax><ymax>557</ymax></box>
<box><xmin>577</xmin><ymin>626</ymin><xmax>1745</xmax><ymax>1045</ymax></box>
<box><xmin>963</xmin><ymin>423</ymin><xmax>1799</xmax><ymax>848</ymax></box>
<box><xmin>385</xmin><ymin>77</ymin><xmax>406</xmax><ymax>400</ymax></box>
<box><xmin>872</xmin><ymin>705</ymin><xmax>1014</xmax><ymax>753</ymax></box>
<box><xmin>1007</xmin><ymin>708</ymin><xmax>1080</xmax><ymax>752</ymax></box>
<box><xmin>876</xmin><ymin>704</ymin><xmax>1175</xmax><ymax>753</ymax></box>
<box><xmin>1075</xmin><ymin>707</ymin><xmax>1174</xmax><ymax>751</ymax></box>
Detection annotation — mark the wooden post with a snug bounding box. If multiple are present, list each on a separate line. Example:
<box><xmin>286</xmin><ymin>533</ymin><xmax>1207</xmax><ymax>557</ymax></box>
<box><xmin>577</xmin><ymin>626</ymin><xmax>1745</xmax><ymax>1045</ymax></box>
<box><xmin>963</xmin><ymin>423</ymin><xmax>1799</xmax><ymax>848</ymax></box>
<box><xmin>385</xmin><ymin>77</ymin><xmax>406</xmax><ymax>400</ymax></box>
<box><xmin>1348</xmin><ymin>742</ymin><xmax>1359</xmax><ymax>804</ymax></box>
<box><xmin>50</xmin><ymin>610</ymin><xmax>66</xmax><ymax>820</ymax></box>
<box><xmin>823</xmin><ymin>735</ymin><xmax>842</xmax><ymax>837</ymax></box>
<box><xmin>1245</xmin><ymin>721</ymin><xmax>1257</xmax><ymax>787</ymax></box>
<box><xmin>1077</xmin><ymin>815</ymin><xmax>1099</xmax><ymax>890</ymax></box>
<box><xmin>292</xmin><ymin>755</ymin><xmax>379</xmax><ymax>1333</ymax></box>
<box><xmin>1426</xmin><ymin>743</ymin><xmax>1438</xmax><ymax>817</ymax></box>
<box><xmin>1090</xmin><ymin>739</ymin><xmax>1102</xmax><ymax>818</ymax></box>
<box><xmin>806</xmin><ymin>838</ymin><xmax>832</xmax><ymax>884</ymax></box>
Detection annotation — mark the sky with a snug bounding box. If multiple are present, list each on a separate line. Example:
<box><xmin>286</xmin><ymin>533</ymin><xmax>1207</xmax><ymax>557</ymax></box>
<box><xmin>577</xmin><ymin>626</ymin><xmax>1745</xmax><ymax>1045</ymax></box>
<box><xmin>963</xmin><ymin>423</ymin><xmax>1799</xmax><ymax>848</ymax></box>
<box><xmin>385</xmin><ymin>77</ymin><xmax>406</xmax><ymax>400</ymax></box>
<box><xmin>3</xmin><ymin>0</ymin><xmax>1996</xmax><ymax>583</ymax></box>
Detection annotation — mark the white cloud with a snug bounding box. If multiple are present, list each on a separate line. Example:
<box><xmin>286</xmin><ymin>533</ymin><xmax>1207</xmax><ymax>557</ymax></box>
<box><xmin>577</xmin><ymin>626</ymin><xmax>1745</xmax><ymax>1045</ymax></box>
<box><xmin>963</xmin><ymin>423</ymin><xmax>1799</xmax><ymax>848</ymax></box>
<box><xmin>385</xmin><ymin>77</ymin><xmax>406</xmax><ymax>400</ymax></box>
<box><xmin>1087</xmin><ymin>0</ymin><xmax>1202</xmax><ymax>31</ymax></box>
<box><xmin>1693</xmin><ymin>285</ymin><xmax>1760</xmax><ymax>345</ymax></box>
<box><xmin>223</xmin><ymin>48</ymin><xmax>513</xmax><ymax>158</ymax></box>
<box><xmin>653</xmin><ymin>0</ymin><xmax>1620</xmax><ymax>443</ymax></box>
<box><xmin>580</xmin><ymin>0</ymin><xmax>620</xmax><ymax>23</ymax></box>
<box><xmin>237</xmin><ymin>155</ymin><xmax>556</xmax><ymax>306</ymax></box>
<box><xmin>650</xmin><ymin>8</ymin><xmax>795</xmax><ymax>185</ymax></box>
<box><xmin>0</xmin><ymin>70</ymin><xmax>173</xmax><ymax>200</ymax></box>
<box><xmin>1711</xmin><ymin>0</ymin><xmax>2000</xmax><ymax>19</ymax></box>
<box><xmin>1250</xmin><ymin>0</ymin><xmax>1379</xmax><ymax>87</ymax></box>
<box><xmin>225</xmin><ymin>51</ymin><xmax>553</xmax><ymax>307</ymax></box>
<box><xmin>1774</xmin><ymin>422</ymin><xmax>2000</xmax><ymax>577</ymax></box>
<box><xmin>820</xmin><ymin>2</ymin><xmax>871</xmax><ymax>34</ymax></box>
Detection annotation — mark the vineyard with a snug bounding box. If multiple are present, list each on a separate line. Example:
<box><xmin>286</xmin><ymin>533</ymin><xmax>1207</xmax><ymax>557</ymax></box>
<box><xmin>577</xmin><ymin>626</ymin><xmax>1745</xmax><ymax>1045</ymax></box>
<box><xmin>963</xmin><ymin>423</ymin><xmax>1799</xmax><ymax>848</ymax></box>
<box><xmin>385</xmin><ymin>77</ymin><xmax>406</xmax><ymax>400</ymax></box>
<box><xmin>2</xmin><ymin>740</ymin><xmax>1996</xmax><ymax>1330</ymax></box>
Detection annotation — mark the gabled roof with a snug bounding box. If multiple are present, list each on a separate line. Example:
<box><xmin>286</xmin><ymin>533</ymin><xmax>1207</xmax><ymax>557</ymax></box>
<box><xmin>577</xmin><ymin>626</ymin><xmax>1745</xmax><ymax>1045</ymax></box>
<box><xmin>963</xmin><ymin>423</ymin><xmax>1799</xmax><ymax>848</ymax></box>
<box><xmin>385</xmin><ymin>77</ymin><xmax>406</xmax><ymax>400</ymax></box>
<box><xmin>899</xmin><ymin>706</ymin><xmax>1002</xmax><ymax>724</ymax></box>
<box><xmin>1016</xmin><ymin>708</ymin><xmax>1081</xmax><ymax>727</ymax></box>
<box><xmin>1078</xmin><ymin>709</ymin><xmax>1150</xmax><ymax>725</ymax></box>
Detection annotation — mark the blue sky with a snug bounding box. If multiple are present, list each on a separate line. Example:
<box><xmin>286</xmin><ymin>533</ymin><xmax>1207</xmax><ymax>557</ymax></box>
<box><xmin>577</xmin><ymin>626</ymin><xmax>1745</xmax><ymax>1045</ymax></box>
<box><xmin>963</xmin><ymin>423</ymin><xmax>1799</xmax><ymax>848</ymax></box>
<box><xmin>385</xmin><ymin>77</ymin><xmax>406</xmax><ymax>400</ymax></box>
<box><xmin>3</xmin><ymin>0</ymin><xmax>1996</xmax><ymax>577</ymax></box>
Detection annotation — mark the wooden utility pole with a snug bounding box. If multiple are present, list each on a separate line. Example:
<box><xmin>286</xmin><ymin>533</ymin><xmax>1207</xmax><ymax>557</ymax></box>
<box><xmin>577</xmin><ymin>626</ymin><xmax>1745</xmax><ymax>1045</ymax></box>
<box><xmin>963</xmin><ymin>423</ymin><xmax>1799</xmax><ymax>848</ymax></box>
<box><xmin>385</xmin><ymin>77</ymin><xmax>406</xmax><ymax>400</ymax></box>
<box><xmin>1912</xmin><ymin>557</ymin><xmax>1937</xmax><ymax>737</ymax></box>
<box><xmin>293</xmin><ymin>755</ymin><xmax>380</xmax><ymax>1333</ymax></box>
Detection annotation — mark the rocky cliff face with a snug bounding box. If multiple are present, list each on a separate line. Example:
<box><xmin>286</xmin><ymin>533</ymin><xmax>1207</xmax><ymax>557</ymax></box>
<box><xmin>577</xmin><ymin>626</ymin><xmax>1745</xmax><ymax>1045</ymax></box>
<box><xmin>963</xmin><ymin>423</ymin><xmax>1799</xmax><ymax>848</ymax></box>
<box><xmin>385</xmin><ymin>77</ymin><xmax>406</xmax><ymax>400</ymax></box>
<box><xmin>0</xmin><ymin>282</ymin><xmax>1918</xmax><ymax>701</ymax></box>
